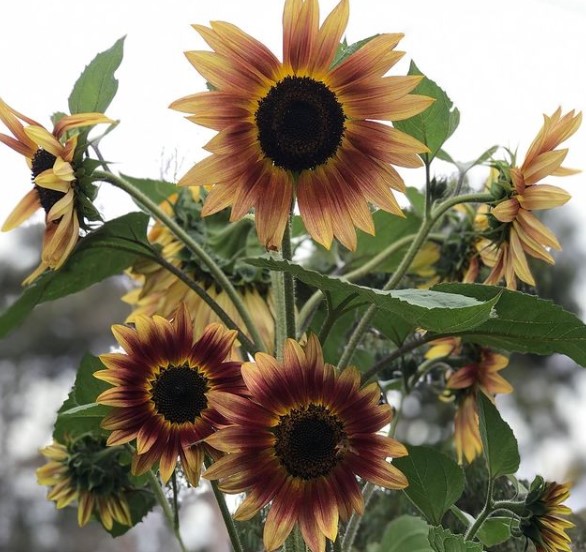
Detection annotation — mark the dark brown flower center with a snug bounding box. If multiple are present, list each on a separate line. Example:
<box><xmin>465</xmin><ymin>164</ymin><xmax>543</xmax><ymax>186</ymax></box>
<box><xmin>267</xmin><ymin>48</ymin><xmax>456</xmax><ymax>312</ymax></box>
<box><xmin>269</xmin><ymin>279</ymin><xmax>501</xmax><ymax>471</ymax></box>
<box><xmin>31</xmin><ymin>148</ymin><xmax>66</xmax><ymax>214</ymax></box>
<box><xmin>151</xmin><ymin>364</ymin><xmax>208</xmax><ymax>424</ymax></box>
<box><xmin>255</xmin><ymin>76</ymin><xmax>346</xmax><ymax>172</ymax></box>
<box><xmin>274</xmin><ymin>403</ymin><xmax>346</xmax><ymax>480</ymax></box>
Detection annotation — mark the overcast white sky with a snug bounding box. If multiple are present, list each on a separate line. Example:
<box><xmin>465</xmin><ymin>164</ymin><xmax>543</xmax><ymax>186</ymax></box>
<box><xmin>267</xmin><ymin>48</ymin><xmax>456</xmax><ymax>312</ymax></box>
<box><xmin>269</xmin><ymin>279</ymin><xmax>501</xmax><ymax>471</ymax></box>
<box><xmin>1</xmin><ymin>0</ymin><xmax>585</xmax><ymax>505</ymax></box>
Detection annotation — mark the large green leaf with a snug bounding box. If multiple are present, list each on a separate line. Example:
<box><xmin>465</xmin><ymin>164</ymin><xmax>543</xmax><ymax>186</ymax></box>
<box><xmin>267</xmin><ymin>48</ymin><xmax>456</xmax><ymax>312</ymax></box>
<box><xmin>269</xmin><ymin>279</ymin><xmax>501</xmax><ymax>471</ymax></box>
<box><xmin>477</xmin><ymin>393</ymin><xmax>520</xmax><ymax>479</ymax></box>
<box><xmin>53</xmin><ymin>354</ymin><xmax>110</xmax><ymax>441</ymax></box>
<box><xmin>0</xmin><ymin>212</ymin><xmax>150</xmax><ymax>338</ymax></box>
<box><xmin>432</xmin><ymin>283</ymin><xmax>586</xmax><ymax>367</ymax></box>
<box><xmin>393</xmin><ymin>61</ymin><xmax>460</xmax><ymax>162</ymax></box>
<box><xmin>247</xmin><ymin>258</ymin><xmax>497</xmax><ymax>334</ymax></box>
<box><xmin>428</xmin><ymin>527</ymin><xmax>484</xmax><ymax>552</ymax></box>
<box><xmin>375</xmin><ymin>515</ymin><xmax>433</xmax><ymax>552</ymax></box>
<box><xmin>394</xmin><ymin>446</ymin><xmax>465</xmax><ymax>526</ymax></box>
<box><xmin>69</xmin><ymin>37</ymin><xmax>125</xmax><ymax>114</ymax></box>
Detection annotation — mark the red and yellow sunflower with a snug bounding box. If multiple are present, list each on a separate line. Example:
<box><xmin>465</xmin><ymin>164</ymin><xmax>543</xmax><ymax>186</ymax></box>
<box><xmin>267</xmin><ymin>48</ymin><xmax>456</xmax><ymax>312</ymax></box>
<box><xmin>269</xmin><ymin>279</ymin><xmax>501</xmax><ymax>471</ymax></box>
<box><xmin>95</xmin><ymin>304</ymin><xmax>246</xmax><ymax>486</ymax></box>
<box><xmin>521</xmin><ymin>478</ymin><xmax>574</xmax><ymax>552</ymax></box>
<box><xmin>477</xmin><ymin>108</ymin><xmax>581</xmax><ymax>289</ymax></box>
<box><xmin>170</xmin><ymin>0</ymin><xmax>432</xmax><ymax>251</ymax></box>
<box><xmin>427</xmin><ymin>337</ymin><xmax>512</xmax><ymax>463</ymax></box>
<box><xmin>36</xmin><ymin>437</ymin><xmax>133</xmax><ymax>530</ymax></box>
<box><xmin>203</xmin><ymin>334</ymin><xmax>407</xmax><ymax>552</ymax></box>
<box><xmin>0</xmin><ymin>98</ymin><xmax>112</xmax><ymax>284</ymax></box>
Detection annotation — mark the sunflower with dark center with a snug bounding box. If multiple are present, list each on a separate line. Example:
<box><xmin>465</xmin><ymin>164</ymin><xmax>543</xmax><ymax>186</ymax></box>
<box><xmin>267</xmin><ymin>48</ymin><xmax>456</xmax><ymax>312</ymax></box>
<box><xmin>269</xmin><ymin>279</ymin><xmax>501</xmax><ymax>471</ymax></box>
<box><xmin>521</xmin><ymin>478</ymin><xmax>574</xmax><ymax>552</ymax></box>
<box><xmin>170</xmin><ymin>0</ymin><xmax>433</xmax><ymax>251</ymax></box>
<box><xmin>204</xmin><ymin>334</ymin><xmax>408</xmax><ymax>552</ymax></box>
<box><xmin>0</xmin><ymin>98</ymin><xmax>112</xmax><ymax>284</ymax></box>
<box><xmin>95</xmin><ymin>304</ymin><xmax>247</xmax><ymax>486</ymax></box>
<box><xmin>36</xmin><ymin>436</ymin><xmax>133</xmax><ymax>530</ymax></box>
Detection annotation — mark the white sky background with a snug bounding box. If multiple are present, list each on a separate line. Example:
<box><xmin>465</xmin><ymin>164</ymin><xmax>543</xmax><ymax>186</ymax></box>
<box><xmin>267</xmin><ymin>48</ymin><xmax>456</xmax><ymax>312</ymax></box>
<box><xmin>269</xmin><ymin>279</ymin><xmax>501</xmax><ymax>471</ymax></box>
<box><xmin>1</xmin><ymin>0</ymin><xmax>586</xmax><ymax>510</ymax></box>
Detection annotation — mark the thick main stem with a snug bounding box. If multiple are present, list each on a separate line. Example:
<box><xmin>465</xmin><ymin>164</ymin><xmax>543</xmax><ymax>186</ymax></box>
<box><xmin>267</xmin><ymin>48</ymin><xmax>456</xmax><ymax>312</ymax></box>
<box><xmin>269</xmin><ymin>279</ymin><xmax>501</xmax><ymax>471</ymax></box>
<box><xmin>95</xmin><ymin>171</ymin><xmax>266</xmax><ymax>353</ymax></box>
<box><xmin>282</xmin><ymin>214</ymin><xmax>297</xmax><ymax>340</ymax></box>
<box><xmin>208</xmin><ymin>479</ymin><xmax>244</xmax><ymax>552</ymax></box>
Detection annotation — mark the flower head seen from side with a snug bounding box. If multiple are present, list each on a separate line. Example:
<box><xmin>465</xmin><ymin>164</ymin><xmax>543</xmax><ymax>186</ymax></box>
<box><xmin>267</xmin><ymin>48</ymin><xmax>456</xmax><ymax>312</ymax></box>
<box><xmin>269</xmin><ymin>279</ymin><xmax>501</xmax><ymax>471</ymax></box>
<box><xmin>521</xmin><ymin>477</ymin><xmax>574</xmax><ymax>552</ymax></box>
<box><xmin>36</xmin><ymin>436</ymin><xmax>133</xmax><ymax>530</ymax></box>
<box><xmin>170</xmin><ymin>0</ymin><xmax>433</xmax><ymax>251</ymax></box>
<box><xmin>204</xmin><ymin>334</ymin><xmax>408</xmax><ymax>552</ymax></box>
<box><xmin>429</xmin><ymin>338</ymin><xmax>512</xmax><ymax>464</ymax></box>
<box><xmin>477</xmin><ymin>109</ymin><xmax>582</xmax><ymax>289</ymax></box>
<box><xmin>95</xmin><ymin>304</ymin><xmax>246</xmax><ymax>486</ymax></box>
<box><xmin>0</xmin><ymin>98</ymin><xmax>112</xmax><ymax>284</ymax></box>
<box><xmin>123</xmin><ymin>188</ymin><xmax>276</xmax><ymax>354</ymax></box>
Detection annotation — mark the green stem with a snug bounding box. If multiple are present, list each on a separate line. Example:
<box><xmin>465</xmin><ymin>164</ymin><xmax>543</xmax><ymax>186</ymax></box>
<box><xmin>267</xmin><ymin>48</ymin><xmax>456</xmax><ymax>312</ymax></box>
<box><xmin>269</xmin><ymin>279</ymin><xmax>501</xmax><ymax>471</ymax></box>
<box><xmin>464</xmin><ymin>477</ymin><xmax>494</xmax><ymax>541</ymax></box>
<box><xmin>282</xmin><ymin>213</ymin><xmax>297</xmax><ymax>340</ymax></box>
<box><xmin>146</xmin><ymin>470</ymin><xmax>188</xmax><ymax>552</ymax></box>
<box><xmin>273</xmin><ymin>265</ymin><xmax>287</xmax><ymax>361</ymax></box>
<box><xmin>341</xmin><ymin>481</ymin><xmax>377</xmax><ymax>552</ymax></box>
<box><xmin>95</xmin><ymin>170</ymin><xmax>266</xmax><ymax>352</ymax></box>
<box><xmin>336</xmin><ymin>192</ymin><xmax>494</xmax><ymax>371</ymax></box>
<box><xmin>449</xmin><ymin>504</ymin><xmax>472</xmax><ymax>528</ymax></box>
<box><xmin>171</xmin><ymin>472</ymin><xmax>180</xmax><ymax>533</ymax></box>
<box><xmin>152</xmin><ymin>252</ymin><xmax>257</xmax><ymax>354</ymax></box>
<box><xmin>333</xmin><ymin>536</ymin><xmax>343</xmax><ymax>552</ymax></box>
<box><xmin>208</xmin><ymin>478</ymin><xmax>244</xmax><ymax>552</ymax></box>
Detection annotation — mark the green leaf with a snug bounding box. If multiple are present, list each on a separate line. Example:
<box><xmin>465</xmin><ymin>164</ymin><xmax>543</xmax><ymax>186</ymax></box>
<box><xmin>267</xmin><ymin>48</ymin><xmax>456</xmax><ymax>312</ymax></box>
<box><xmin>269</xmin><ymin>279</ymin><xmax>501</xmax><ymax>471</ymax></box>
<box><xmin>377</xmin><ymin>515</ymin><xmax>434</xmax><ymax>552</ymax></box>
<box><xmin>394</xmin><ymin>61</ymin><xmax>460</xmax><ymax>162</ymax></box>
<box><xmin>428</xmin><ymin>526</ymin><xmax>484</xmax><ymax>552</ymax></box>
<box><xmin>477</xmin><ymin>393</ymin><xmax>520</xmax><ymax>479</ymax></box>
<box><xmin>432</xmin><ymin>283</ymin><xmax>586</xmax><ymax>367</ymax></box>
<box><xmin>53</xmin><ymin>354</ymin><xmax>111</xmax><ymax>441</ymax></box>
<box><xmin>120</xmin><ymin>174</ymin><xmax>178</xmax><ymax>207</ymax></box>
<box><xmin>0</xmin><ymin>212</ymin><xmax>150</xmax><ymax>338</ymax></box>
<box><xmin>247</xmin><ymin>258</ymin><xmax>497</xmax><ymax>334</ymax></box>
<box><xmin>393</xmin><ymin>446</ymin><xmax>465</xmax><ymax>525</ymax></box>
<box><xmin>476</xmin><ymin>517</ymin><xmax>516</xmax><ymax>547</ymax></box>
<box><xmin>68</xmin><ymin>36</ymin><xmax>125</xmax><ymax>114</ymax></box>
<box><xmin>107</xmin><ymin>489</ymin><xmax>156</xmax><ymax>537</ymax></box>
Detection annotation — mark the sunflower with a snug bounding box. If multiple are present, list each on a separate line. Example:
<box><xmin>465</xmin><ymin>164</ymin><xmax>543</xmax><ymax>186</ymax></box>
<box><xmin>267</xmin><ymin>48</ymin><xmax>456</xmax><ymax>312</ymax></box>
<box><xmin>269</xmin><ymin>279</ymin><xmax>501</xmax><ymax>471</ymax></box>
<box><xmin>36</xmin><ymin>436</ymin><xmax>133</xmax><ymax>530</ymax></box>
<box><xmin>0</xmin><ymin>98</ymin><xmax>112</xmax><ymax>284</ymax></box>
<box><xmin>95</xmin><ymin>304</ymin><xmax>246</xmax><ymax>486</ymax></box>
<box><xmin>170</xmin><ymin>0</ymin><xmax>432</xmax><ymax>251</ymax></box>
<box><xmin>477</xmin><ymin>109</ymin><xmax>581</xmax><ymax>289</ymax></box>
<box><xmin>521</xmin><ymin>477</ymin><xmax>574</xmax><ymax>552</ymax></box>
<box><xmin>427</xmin><ymin>338</ymin><xmax>512</xmax><ymax>463</ymax></box>
<box><xmin>203</xmin><ymin>334</ymin><xmax>408</xmax><ymax>552</ymax></box>
<box><xmin>123</xmin><ymin>188</ymin><xmax>276</xmax><ymax>353</ymax></box>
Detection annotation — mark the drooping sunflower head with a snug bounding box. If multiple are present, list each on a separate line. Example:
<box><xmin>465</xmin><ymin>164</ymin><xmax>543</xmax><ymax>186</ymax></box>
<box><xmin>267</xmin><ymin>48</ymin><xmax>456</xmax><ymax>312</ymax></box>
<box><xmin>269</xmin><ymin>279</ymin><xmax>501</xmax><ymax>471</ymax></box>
<box><xmin>476</xmin><ymin>109</ymin><xmax>581</xmax><ymax>290</ymax></box>
<box><xmin>171</xmin><ymin>0</ymin><xmax>433</xmax><ymax>251</ymax></box>
<box><xmin>0</xmin><ymin>98</ymin><xmax>113</xmax><ymax>284</ymax></box>
<box><xmin>203</xmin><ymin>334</ymin><xmax>407</xmax><ymax>552</ymax></box>
<box><xmin>521</xmin><ymin>477</ymin><xmax>574</xmax><ymax>552</ymax></box>
<box><xmin>36</xmin><ymin>436</ymin><xmax>133</xmax><ymax>530</ymax></box>
<box><xmin>95</xmin><ymin>304</ymin><xmax>246</xmax><ymax>486</ymax></box>
<box><xmin>123</xmin><ymin>187</ymin><xmax>276</xmax><ymax>353</ymax></box>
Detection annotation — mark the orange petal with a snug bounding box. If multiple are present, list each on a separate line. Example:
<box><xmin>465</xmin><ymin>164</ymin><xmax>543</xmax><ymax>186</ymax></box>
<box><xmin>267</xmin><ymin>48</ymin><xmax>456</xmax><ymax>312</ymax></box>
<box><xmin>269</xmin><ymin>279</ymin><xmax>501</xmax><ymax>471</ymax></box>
<box><xmin>2</xmin><ymin>189</ymin><xmax>40</xmax><ymax>231</ymax></box>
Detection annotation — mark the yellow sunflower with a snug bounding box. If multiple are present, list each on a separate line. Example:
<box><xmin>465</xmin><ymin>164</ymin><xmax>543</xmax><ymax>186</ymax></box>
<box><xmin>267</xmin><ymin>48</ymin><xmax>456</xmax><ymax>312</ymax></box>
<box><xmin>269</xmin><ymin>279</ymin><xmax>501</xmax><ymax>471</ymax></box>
<box><xmin>521</xmin><ymin>478</ymin><xmax>574</xmax><ymax>552</ymax></box>
<box><xmin>36</xmin><ymin>437</ymin><xmax>133</xmax><ymax>530</ymax></box>
<box><xmin>123</xmin><ymin>189</ymin><xmax>276</xmax><ymax>353</ymax></box>
<box><xmin>204</xmin><ymin>334</ymin><xmax>408</xmax><ymax>552</ymax></box>
<box><xmin>477</xmin><ymin>109</ymin><xmax>581</xmax><ymax>289</ymax></box>
<box><xmin>170</xmin><ymin>0</ymin><xmax>432</xmax><ymax>251</ymax></box>
<box><xmin>95</xmin><ymin>304</ymin><xmax>246</xmax><ymax>486</ymax></box>
<box><xmin>0</xmin><ymin>98</ymin><xmax>112</xmax><ymax>284</ymax></box>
